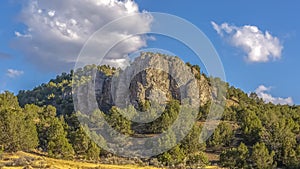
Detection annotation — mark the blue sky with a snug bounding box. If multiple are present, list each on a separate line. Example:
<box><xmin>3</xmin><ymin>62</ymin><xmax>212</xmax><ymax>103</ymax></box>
<box><xmin>0</xmin><ymin>0</ymin><xmax>299</xmax><ymax>105</ymax></box>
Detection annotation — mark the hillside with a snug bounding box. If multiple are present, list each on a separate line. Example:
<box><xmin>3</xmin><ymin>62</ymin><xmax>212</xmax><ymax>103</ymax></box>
<box><xmin>0</xmin><ymin>52</ymin><xmax>299</xmax><ymax>168</ymax></box>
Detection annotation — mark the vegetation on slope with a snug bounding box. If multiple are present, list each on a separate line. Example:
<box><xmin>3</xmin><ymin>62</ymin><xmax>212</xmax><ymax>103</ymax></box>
<box><xmin>0</xmin><ymin>53</ymin><xmax>299</xmax><ymax>168</ymax></box>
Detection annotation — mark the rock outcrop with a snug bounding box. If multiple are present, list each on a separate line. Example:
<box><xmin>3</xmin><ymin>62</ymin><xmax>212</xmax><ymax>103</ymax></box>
<box><xmin>94</xmin><ymin>53</ymin><xmax>212</xmax><ymax>112</ymax></box>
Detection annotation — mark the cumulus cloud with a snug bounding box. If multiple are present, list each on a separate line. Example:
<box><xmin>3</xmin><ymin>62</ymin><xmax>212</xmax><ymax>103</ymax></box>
<box><xmin>6</xmin><ymin>69</ymin><xmax>24</xmax><ymax>78</ymax></box>
<box><xmin>212</xmin><ymin>22</ymin><xmax>283</xmax><ymax>63</ymax></box>
<box><xmin>13</xmin><ymin>0</ymin><xmax>152</xmax><ymax>72</ymax></box>
<box><xmin>255</xmin><ymin>85</ymin><xmax>293</xmax><ymax>105</ymax></box>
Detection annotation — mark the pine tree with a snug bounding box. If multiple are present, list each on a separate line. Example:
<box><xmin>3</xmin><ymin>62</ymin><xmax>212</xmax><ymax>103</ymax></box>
<box><xmin>0</xmin><ymin>92</ymin><xmax>21</xmax><ymax>151</ymax></box>
<box><xmin>240</xmin><ymin>109</ymin><xmax>263</xmax><ymax>145</ymax></box>
<box><xmin>85</xmin><ymin>140</ymin><xmax>100</xmax><ymax>160</ymax></box>
<box><xmin>47</xmin><ymin>118</ymin><xmax>74</xmax><ymax>159</ymax></box>
<box><xmin>0</xmin><ymin>92</ymin><xmax>38</xmax><ymax>152</ymax></box>
<box><xmin>69</xmin><ymin>126</ymin><xmax>89</xmax><ymax>158</ymax></box>
<box><xmin>251</xmin><ymin>142</ymin><xmax>275</xmax><ymax>169</ymax></box>
<box><xmin>106</xmin><ymin>106</ymin><xmax>132</xmax><ymax>135</ymax></box>
<box><xmin>208</xmin><ymin>122</ymin><xmax>234</xmax><ymax>148</ymax></box>
<box><xmin>36</xmin><ymin>105</ymin><xmax>57</xmax><ymax>151</ymax></box>
<box><xmin>220</xmin><ymin>142</ymin><xmax>249</xmax><ymax>169</ymax></box>
<box><xmin>21</xmin><ymin>104</ymin><xmax>39</xmax><ymax>151</ymax></box>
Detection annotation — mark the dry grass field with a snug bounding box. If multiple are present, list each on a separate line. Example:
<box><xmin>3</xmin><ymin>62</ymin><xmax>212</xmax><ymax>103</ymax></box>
<box><xmin>0</xmin><ymin>151</ymin><xmax>221</xmax><ymax>169</ymax></box>
<box><xmin>0</xmin><ymin>151</ymin><xmax>161</xmax><ymax>169</ymax></box>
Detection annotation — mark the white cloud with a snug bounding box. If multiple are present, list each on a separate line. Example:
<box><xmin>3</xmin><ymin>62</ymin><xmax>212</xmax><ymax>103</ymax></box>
<box><xmin>13</xmin><ymin>0</ymin><xmax>152</xmax><ymax>72</ymax></box>
<box><xmin>48</xmin><ymin>10</ymin><xmax>55</xmax><ymax>17</ymax></box>
<box><xmin>255</xmin><ymin>85</ymin><xmax>293</xmax><ymax>105</ymax></box>
<box><xmin>212</xmin><ymin>21</ymin><xmax>283</xmax><ymax>63</ymax></box>
<box><xmin>6</xmin><ymin>69</ymin><xmax>24</xmax><ymax>78</ymax></box>
<box><xmin>15</xmin><ymin>31</ymin><xmax>32</xmax><ymax>38</ymax></box>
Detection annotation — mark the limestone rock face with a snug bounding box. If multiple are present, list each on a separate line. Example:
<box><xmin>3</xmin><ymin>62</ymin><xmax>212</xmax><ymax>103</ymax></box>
<box><xmin>95</xmin><ymin>72</ymin><xmax>113</xmax><ymax>111</ymax></box>
<box><xmin>128</xmin><ymin>68</ymin><xmax>180</xmax><ymax>108</ymax></box>
<box><xmin>95</xmin><ymin>53</ymin><xmax>212</xmax><ymax>112</ymax></box>
<box><xmin>199</xmin><ymin>74</ymin><xmax>211</xmax><ymax>105</ymax></box>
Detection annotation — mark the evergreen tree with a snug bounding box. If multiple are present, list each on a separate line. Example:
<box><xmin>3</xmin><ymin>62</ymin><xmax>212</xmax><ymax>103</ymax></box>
<box><xmin>47</xmin><ymin>118</ymin><xmax>74</xmax><ymax>159</ymax></box>
<box><xmin>208</xmin><ymin>122</ymin><xmax>234</xmax><ymax>148</ymax></box>
<box><xmin>151</xmin><ymin>100</ymin><xmax>180</xmax><ymax>133</ymax></box>
<box><xmin>220</xmin><ymin>142</ymin><xmax>249</xmax><ymax>169</ymax></box>
<box><xmin>158</xmin><ymin>145</ymin><xmax>185</xmax><ymax>166</ymax></box>
<box><xmin>0</xmin><ymin>92</ymin><xmax>22</xmax><ymax>151</ymax></box>
<box><xmin>69</xmin><ymin>126</ymin><xmax>89</xmax><ymax>158</ymax></box>
<box><xmin>21</xmin><ymin>104</ymin><xmax>39</xmax><ymax>151</ymax></box>
<box><xmin>36</xmin><ymin>105</ymin><xmax>57</xmax><ymax>150</ymax></box>
<box><xmin>251</xmin><ymin>142</ymin><xmax>275</xmax><ymax>169</ymax></box>
<box><xmin>181</xmin><ymin>125</ymin><xmax>206</xmax><ymax>154</ymax></box>
<box><xmin>0</xmin><ymin>92</ymin><xmax>38</xmax><ymax>152</ymax></box>
<box><xmin>106</xmin><ymin>106</ymin><xmax>132</xmax><ymax>135</ymax></box>
<box><xmin>186</xmin><ymin>152</ymin><xmax>210</xmax><ymax>168</ymax></box>
<box><xmin>240</xmin><ymin>109</ymin><xmax>263</xmax><ymax>145</ymax></box>
<box><xmin>85</xmin><ymin>140</ymin><xmax>100</xmax><ymax>160</ymax></box>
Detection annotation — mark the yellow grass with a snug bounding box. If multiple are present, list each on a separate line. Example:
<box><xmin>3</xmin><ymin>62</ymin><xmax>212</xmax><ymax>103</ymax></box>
<box><xmin>204</xmin><ymin>166</ymin><xmax>220</xmax><ymax>169</ymax></box>
<box><xmin>0</xmin><ymin>151</ymin><xmax>221</xmax><ymax>169</ymax></box>
<box><xmin>0</xmin><ymin>151</ymin><xmax>162</xmax><ymax>169</ymax></box>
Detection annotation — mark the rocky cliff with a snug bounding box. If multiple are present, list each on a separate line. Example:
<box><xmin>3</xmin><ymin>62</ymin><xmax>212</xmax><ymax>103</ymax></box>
<box><xmin>95</xmin><ymin>52</ymin><xmax>212</xmax><ymax>112</ymax></box>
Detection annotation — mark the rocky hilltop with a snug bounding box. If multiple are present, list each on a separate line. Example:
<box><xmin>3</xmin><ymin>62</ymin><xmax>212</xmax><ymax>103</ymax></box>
<box><xmin>94</xmin><ymin>52</ymin><xmax>212</xmax><ymax>113</ymax></box>
<box><xmin>18</xmin><ymin>52</ymin><xmax>213</xmax><ymax>116</ymax></box>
